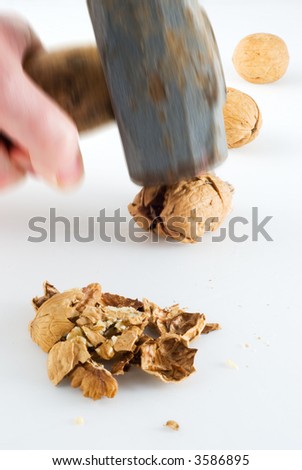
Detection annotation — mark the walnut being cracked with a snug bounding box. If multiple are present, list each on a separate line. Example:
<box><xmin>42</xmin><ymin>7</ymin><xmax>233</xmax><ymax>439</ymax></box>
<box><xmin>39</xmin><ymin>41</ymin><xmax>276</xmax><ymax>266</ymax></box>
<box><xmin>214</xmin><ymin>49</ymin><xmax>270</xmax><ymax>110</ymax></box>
<box><xmin>30</xmin><ymin>282</ymin><xmax>220</xmax><ymax>400</ymax></box>
<box><xmin>224</xmin><ymin>87</ymin><xmax>262</xmax><ymax>149</ymax></box>
<box><xmin>233</xmin><ymin>33</ymin><xmax>289</xmax><ymax>84</ymax></box>
<box><xmin>128</xmin><ymin>175</ymin><xmax>233</xmax><ymax>243</ymax></box>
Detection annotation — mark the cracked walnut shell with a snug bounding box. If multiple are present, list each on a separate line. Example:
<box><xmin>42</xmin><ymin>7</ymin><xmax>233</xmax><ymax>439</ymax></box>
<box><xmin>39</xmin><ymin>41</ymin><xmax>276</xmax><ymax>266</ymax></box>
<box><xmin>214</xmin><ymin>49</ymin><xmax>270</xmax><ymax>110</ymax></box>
<box><xmin>224</xmin><ymin>87</ymin><xmax>262</xmax><ymax>149</ymax></box>
<box><xmin>30</xmin><ymin>287</ymin><xmax>85</xmax><ymax>352</ymax></box>
<box><xmin>30</xmin><ymin>282</ymin><xmax>220</xmax><ymax>400</ymax></box>
<box><xmin>233</xmin><ymin>33</ymin><xmax>289</xmax><ymax>84</ymax></box>
<box><xmin>144</xmin><ymin>300</ymin><xmax>207</xmax><ymax>344</ymax></box>
<box><xmin>140</xmin><ymin>334</ymin><xmax>197</xmax><ymax>383</ymax></box>
<box><xmin>128</xmin><ymin>175</ymin><xmax>233</xmax><ymax>243</ymax></box>
<box><xmin>48</xmin><ymin>336</ymin><xmax>90</xmax><ymax>385</ymax></box>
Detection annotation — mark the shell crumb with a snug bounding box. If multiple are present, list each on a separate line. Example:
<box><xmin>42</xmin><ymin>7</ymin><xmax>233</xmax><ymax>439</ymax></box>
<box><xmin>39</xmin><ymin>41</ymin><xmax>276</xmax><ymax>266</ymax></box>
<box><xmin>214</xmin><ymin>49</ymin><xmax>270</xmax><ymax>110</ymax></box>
<box><xmin>226</xmin><ymin>359</ymin><xmax>239</xmax><ymax>370</ymax></box>
<box><xmin>74</xmin><ymin>416</ymin><xmax>85</xmax><ymax>425</ymax></box>
<box><xmin>165</xmin><ymin>420</ymin><xmax>180</xmax><ymax>431</ymax></box>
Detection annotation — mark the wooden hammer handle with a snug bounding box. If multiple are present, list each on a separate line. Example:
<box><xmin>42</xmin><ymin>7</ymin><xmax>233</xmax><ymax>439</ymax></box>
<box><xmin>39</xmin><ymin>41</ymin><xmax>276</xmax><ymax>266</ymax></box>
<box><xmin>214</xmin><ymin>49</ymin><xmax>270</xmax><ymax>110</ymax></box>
<box><xmin>23</xmin><ymin>46</ymin><xmax>114</xmax><ymax>133</ymax></box>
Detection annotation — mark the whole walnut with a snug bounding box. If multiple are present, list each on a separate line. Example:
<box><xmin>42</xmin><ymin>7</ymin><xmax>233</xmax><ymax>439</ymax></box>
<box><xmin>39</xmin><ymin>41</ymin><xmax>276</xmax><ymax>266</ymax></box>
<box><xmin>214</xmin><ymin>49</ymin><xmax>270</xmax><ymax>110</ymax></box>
<box><xmin>233</xmin><ymin>33</ymin><xmax>289</xmax><ymax>84</ymax></box>
<box><xmin>223</xmin><ymin>87</ymin><xmax>262</xmax><ymax>149</ymax></box>
<box><xmin>128</xmin><ymin>175</ymin><xmax>233</xmax><ymax>243</ymax></box>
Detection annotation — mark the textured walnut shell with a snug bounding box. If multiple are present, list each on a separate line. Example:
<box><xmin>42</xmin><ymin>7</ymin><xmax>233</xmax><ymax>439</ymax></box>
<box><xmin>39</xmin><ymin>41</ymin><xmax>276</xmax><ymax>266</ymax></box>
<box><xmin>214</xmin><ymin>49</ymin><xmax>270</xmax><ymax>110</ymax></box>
<box><xmin>144</xmin><ymin>300</ymin><xmax>207</xmax><ymax>344</ymax></box>
<box><xmin>31</xmin><ymin>282</ymin><xmax>221</xmax><ymax>399</ymax></box>
<box><xmin>224</xmin><ymin>87</ymin><xmax>262</xmax><ymax>149</ymax></box>
<box><xmin>30</xmin><ymin>289</ymin><xmax>84</xmax><ymax>352</ymax></box>
<box><xmin>111</xmin><ymin>352</ymin><xmax>134</xmax><ymax>376</ymax></box>
<box><xmin>76</xmin><ymin>283</ymin><xmax>103</xmax><ymax>313</ymax></box>
<box><xmin>202</xmin><ymin>323</ymin><xmax>221</xmax><ymax>334</ymax></box>
<box><xmin>101</xmin><ymin>293</ymin><xmax>143</xmax><ymax>311</ymax></box>
<box><xmin>48</xmin><ymin>337</ymin><xmax>90</xmax><ymax>385</ymax></box>
<box><xmin>233</xmin><ymin>33</ymin><xmax>289</xmax><ymax>84</ymax></box>
<box><xmin>128</xmin><ymin>175</ymin><xmax>233</xmax><ymax>243</ymax></box>
<box><xmin>140</xmin><ymin>334</ymin><xmax>197</xmax><ymax>382</ymax></box>
<box><xmin>32</xmin><ymin>281</ymin><xmax>59</xmax><ymax>311</ymax></box>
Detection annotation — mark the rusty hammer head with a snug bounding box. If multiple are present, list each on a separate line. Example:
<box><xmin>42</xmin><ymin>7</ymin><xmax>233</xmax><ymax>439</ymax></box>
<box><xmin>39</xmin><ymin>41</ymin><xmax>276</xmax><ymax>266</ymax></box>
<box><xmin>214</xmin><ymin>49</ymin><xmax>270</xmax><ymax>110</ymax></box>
<box><xmin>87</xmin><ymin>0</ymin><xmax>227</xmax><ymax>187</ymax></box>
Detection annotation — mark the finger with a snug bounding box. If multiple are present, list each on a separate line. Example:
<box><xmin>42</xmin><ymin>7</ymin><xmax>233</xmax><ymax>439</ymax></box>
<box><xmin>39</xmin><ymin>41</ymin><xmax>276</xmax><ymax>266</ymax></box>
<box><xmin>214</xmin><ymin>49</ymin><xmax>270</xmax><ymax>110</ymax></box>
<box><xmin>0</xmin><ymin>14</ymin><xmax>43</xmax><ymax>60</ymax></box>
<box><xmin>10</xmin><ymin>146</ymin><xmax>35</xmax><ymax>174</ymax></box>
<box><xmin>0</xmin><ymin>69</ymin><xmax>84</xmax><ymax>188</ymax></box>
<box><xmin>0</xmin><ymin>142</ymin><xmax>25</xmax><ymax>189</ymax></box>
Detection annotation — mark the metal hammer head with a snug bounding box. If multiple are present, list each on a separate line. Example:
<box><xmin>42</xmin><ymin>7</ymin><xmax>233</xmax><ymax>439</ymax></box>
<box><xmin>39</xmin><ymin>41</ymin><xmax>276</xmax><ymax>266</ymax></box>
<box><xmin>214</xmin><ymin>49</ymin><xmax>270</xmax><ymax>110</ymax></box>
<box><xmin>87</xmin><ymin>0</ymin><xmax>227</xmax><ymax>186</ymax></box>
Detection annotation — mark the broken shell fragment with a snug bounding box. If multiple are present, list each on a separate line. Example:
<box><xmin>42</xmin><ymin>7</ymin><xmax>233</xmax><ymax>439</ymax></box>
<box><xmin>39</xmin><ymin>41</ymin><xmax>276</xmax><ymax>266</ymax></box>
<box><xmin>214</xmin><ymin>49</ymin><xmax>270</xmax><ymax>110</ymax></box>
<box><xmin>202</xmin><ymin>323</ymin><xmax>221</xmax><ymax>334</ymax></box>
<box><xmin>140</xmin><ymin>334</ymin><xmax>197</xmax><ymax>382</ymax></box>
<box><xmin>32</xmin><ymin>281</ymin><xmax>59</xmax><ymax>311</ymax></box>
<box><xmin>48</xmin><ymin>337</ymin><xmax>91</xmax><ymax>385</ymax></box>
<box><xmin>145</xmin><ymin>300</ymin><xmax>207</xmax><ymax>344</ymax></box>
<box><xmin>102</xmin><ymin>292</ymin><xmax>144</xmax><ymax>311</ymax></box>
<box><xmin>111</xmin><ymin>352</ymin><xmax>134</xmax><ymax>376</ymax></box>
<box><xmin>31</xmin><ymin>282</ymin><xmax>220</xmax><ymax>400</ymax></box>
<box><xmin>30</xmin><ymin>289</ymin><xmax>84</xmax><ymax>352</ymax></box>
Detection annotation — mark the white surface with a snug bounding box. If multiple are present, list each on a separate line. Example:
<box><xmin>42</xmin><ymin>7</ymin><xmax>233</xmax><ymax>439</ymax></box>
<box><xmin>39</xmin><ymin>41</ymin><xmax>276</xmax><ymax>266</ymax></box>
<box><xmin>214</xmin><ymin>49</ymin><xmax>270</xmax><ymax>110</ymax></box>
<box><xmin>0</xmin><ymin>0</ymin><xmax>301</xmax><ymax>451</ymax></box>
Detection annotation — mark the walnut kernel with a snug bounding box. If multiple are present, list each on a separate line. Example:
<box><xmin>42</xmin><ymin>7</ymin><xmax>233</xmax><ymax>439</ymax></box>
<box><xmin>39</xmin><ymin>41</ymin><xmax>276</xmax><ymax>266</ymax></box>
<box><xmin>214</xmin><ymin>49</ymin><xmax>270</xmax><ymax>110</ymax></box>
<box><xmin>70</xmin><ymin>359</ymin><xmax>118</xmax><ymax>400</ymax></box>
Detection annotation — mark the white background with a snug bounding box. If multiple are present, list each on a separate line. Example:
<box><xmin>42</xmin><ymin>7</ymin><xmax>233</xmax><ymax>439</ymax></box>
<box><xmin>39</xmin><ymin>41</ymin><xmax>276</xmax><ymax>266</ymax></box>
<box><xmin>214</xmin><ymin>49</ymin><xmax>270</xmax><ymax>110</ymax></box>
<box><xmin>0</xmin><ymin>0</ymin><xmax>301</xmax><ymax>450</ymax></box>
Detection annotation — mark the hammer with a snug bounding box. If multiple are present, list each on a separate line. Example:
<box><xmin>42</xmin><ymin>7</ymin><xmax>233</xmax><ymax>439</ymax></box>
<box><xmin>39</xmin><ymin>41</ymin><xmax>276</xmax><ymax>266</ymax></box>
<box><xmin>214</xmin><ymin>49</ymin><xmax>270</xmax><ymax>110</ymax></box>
<box><xmin>24</xmin><ymin>0</ymin><xmax>227</xmax><ymax>187</ymax></box>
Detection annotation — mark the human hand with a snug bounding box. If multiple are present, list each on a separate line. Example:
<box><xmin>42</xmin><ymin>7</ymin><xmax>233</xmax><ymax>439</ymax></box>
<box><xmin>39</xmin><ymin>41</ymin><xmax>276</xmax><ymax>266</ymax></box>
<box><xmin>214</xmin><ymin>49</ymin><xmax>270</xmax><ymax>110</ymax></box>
<box><xmin>0</xmin><ymin>14</ymin><xmax>83</xmax><ymax>190</ymax></box>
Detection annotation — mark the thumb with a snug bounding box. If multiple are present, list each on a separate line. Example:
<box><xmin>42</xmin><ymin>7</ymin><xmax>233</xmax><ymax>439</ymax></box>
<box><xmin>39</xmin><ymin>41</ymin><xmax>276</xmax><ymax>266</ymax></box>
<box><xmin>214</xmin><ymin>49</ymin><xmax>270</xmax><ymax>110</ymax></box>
<box><xmin>0</xmin><ymin>67</ymin><xmax>84</xmax><ymax>188</ymax></box>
